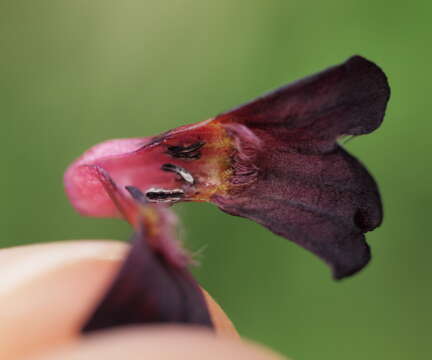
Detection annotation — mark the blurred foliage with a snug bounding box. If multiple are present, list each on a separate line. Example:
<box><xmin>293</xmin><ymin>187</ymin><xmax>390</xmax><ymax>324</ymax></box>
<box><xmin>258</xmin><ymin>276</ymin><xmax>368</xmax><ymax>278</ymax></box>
<box><xmin>1</xmin><ymin>1</ymin><xmax>430</xmax><ymax>359</ymax></box>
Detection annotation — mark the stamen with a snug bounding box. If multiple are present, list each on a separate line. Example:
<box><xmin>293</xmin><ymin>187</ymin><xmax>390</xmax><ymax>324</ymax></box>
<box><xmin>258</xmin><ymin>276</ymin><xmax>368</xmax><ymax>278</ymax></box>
<box><xmin>167</xmin><ymin>142</ymin><xmax>205</xmax><ymax>159</ymax></box>
<box><xmin>161</xmin><ymin>163</ymin><xmax>195</xmax><ymax>185</ymax></box>
<box><xmin>125</xmin><ymin>186</ymin><xmax>148</xmax><ymax>205</ymax></box>
<box><xmin>145</xmin><ymin>187</ymin><xmax>185</xmax><ymax>202</ymax></box>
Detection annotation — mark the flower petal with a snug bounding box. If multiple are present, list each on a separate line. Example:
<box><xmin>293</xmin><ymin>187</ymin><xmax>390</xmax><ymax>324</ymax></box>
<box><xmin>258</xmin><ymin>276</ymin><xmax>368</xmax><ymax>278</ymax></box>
<box><xmin>216</xmin><ymin>55</ymin><xmax>390</xmax><ymax>145</ymax></box>
<box><xmin>80</xmin><ymin>170</ymin><xmax>213</xmax><ymax>331</ymax></box>
<box><xmin>82</xmin><ymin>226</ymin><xmax>213</xmax><ymax>332</ymax></box>
<box><xmin>210</xmin><ymin>56</ymin><xmax>389</xmax><ymax>279</ymax></box>
<box><xmin>212</xmin><ymin>146</ymin><xmax>381</xmax><ymax>279</ymax></box>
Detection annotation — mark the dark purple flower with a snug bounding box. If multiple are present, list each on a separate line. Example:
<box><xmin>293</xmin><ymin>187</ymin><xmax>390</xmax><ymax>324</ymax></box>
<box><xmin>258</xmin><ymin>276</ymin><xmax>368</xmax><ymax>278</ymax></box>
<box><xmin>65</xmin><ymin>55</ymin><xmax>390</xmax><ymax>281</ymax></box>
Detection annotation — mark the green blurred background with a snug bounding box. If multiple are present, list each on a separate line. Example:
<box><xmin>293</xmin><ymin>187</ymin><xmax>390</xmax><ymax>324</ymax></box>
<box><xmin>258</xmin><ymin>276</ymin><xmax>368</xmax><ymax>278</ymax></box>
<box><xmin>1</xmin><ymin>1</ymin><xmax>430</xmax><ymax>359</ymax></box>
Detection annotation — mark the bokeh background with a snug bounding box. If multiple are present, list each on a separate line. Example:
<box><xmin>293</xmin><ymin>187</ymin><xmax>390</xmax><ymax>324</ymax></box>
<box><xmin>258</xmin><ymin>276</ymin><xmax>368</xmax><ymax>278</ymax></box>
<box><xmin>1</xmin><ymin>1</ymin><xmax>430</xmax><ymax>359</ymax></box>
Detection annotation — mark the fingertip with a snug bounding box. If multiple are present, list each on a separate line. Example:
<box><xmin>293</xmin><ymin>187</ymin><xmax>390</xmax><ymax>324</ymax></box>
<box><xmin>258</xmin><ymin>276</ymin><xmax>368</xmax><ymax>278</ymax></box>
<box><xmin>203</xmin><ymin>289</ymin><xmax>239</xmax><ymax>339</ymax></box>
<box><xmin>0</xmin><ymin>241</ymin><xmax>239</xmax><ymax>359</ymax></box>
<box><xmin>33</xmin><ymin>326</ymin><xmax>286</xmax><ymax>360</ymax></box>
<box><xmin>0</xmin><ymin>241</ymin><xmax>128</xmax><ymax>360</ymax></box>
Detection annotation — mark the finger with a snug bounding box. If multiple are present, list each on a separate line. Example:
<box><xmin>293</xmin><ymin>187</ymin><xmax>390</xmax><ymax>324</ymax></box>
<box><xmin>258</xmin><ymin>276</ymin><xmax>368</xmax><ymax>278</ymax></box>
<box><xmin>33</xmin><ymin>326</ymin><xmax>286</xmax><ymax>360</ymax></box>
<box><xmin>0</xmin><ymin>241</ymin><xmax>237</xmax><ymax>360</ymax></box>
<box><xmin>203</xmin><ymin>289</ymin><xmax>239</xmax><ymax>339</ymax></box>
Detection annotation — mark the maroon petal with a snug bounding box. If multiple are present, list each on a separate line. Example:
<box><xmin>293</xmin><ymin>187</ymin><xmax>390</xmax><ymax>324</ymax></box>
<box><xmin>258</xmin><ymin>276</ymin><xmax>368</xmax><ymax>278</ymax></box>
<box><xmin>212</xmin><ymin>56</ymin><xmax>389</xmax><ymax>279</ymax></box>
<box><xmin>213</xmin><ymin>146</ymin><xmax>381</xmax><ymax>279</ymax></box>
<box><xmin>80</xmin><ymin>169</ymin><xmax>213</xmax><ymax>332</ymax></box>
<box><xmin>216</xmin><ymin>55</ymin><xmax>390</xmax><ymax>146</ymax></box>
<box><xmin>82</xmin><ymin>225</ymin><xmax>213</xmax><ymax>332</ymax></box>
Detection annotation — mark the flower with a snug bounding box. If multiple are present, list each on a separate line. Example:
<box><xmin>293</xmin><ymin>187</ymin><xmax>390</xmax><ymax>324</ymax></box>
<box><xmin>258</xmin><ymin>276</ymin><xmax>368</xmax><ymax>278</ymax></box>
<box><xmin>65</xmin><ymin>55</ymin><xmax>390</xmax><ymax>281</ymax></box>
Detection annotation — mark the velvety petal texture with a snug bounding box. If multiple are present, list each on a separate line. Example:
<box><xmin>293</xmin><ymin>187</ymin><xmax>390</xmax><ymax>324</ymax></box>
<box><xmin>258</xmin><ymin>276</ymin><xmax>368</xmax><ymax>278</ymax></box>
<box><xmin>212</xmin><ymin>146</ymin><xmax>380</xmax><ymax>279</ymax></box>
<box><xmin>65</xmin><ymin>55</ymin><xmax>390</xmax><ymax>279</ymax></box>
<box><xmin>217</xmin><ymin>55</ymin><xmax>389</xmax><ymax>142</ymax></box>
<box><xmin>213</xmin><ymin>55</ymin><xmax>389</xmax><ymax>279</ymax></box>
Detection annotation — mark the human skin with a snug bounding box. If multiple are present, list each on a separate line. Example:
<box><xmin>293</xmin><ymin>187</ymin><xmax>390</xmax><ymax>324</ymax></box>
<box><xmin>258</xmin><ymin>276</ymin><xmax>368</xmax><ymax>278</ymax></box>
<box><xmin>0</xmin><ymin>241</ymin><xmax>285</xmax><ymax>360</ymax></box>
